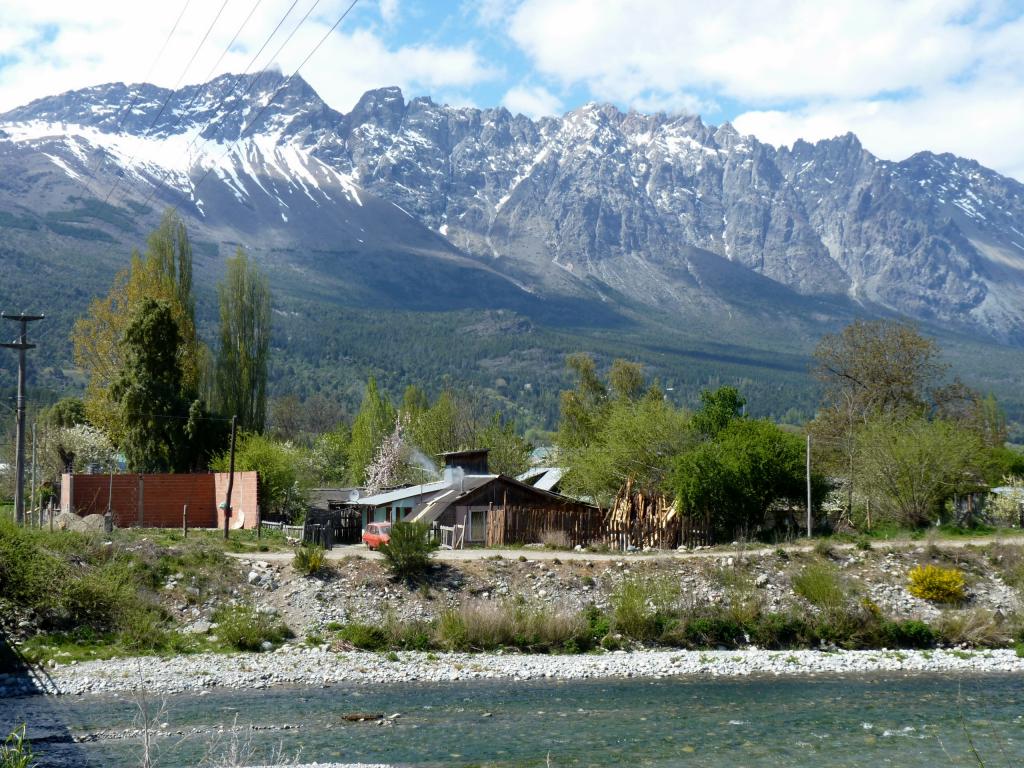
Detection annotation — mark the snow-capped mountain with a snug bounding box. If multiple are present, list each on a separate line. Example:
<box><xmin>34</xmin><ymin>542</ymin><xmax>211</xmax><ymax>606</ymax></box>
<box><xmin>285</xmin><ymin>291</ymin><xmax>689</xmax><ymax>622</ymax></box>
<box><xmin>1</xmin><ymin>72</ymin><xmax>1023</xmax><ymax>345</ymax></box>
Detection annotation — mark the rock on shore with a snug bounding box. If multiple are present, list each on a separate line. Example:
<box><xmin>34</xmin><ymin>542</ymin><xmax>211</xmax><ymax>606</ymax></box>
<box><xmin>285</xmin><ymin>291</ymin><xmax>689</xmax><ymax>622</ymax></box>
<box><xmin>2</xmin><ymin>646</ymin><xmax>1022</xmax><ymax>698</ymax></box>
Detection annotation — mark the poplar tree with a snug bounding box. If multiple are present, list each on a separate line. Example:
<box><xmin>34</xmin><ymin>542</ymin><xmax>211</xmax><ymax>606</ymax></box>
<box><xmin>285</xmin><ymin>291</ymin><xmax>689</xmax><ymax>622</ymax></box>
<box><xmin>214</xmin><ymin>248</ymin><xmax>271</xmax><ymax>433</ymax></box>
<box><xmin>347</xmin><ymin>378</ymin><xmax>396</xmax><ymax>485</ymax></box>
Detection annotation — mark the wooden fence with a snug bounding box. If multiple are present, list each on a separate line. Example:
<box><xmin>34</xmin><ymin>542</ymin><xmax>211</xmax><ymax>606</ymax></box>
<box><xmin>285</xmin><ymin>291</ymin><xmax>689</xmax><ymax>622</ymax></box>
<box><xmin>485</xmin><ymin>502</ymin><xmax>712</xmax><ymax>551</ymax></box>
<box><xmin>485</xmin><ymin>505</ymin><xmax>603</xmax><ymax>548</ymax></box>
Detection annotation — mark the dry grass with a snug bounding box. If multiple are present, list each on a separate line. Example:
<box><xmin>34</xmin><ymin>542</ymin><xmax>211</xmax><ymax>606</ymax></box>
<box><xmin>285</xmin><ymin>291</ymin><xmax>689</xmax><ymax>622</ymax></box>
<box><xmin>436</xmin><ymin>600</ymin><xmax>586</xmax><ymax>651</ymax></box>
<box><xmin>935</xmin><ymin>608</ymin><xmax>1010</xmax><ymax>647</ymax></box>
<box><xmin>539</xmin><ymin>528</ymin><xmax>571</xmax><ymax>549</ymax></box>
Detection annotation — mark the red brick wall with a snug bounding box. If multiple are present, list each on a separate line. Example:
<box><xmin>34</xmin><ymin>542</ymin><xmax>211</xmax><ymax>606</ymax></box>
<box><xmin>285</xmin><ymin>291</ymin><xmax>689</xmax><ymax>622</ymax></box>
<box><xmin>214</xmin><ymin>472</ymin><xmax>260</xmax><ymax>530</ymax></box>
<box><xmin>62</xmin><ymin>473</ymin><xmax>230</xmax><ymax>528</ymax></box>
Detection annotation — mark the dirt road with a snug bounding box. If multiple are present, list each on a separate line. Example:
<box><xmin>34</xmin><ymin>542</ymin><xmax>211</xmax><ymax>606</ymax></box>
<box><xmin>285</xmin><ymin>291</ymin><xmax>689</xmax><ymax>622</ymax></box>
<box><xmin>229</xmin><ymin>533</ymin><xmax>1023</xmax><ymax>564</ymax></box>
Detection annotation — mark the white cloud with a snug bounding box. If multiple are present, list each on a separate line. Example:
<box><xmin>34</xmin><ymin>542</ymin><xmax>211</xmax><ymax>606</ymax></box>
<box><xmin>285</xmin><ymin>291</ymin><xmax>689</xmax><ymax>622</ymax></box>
<box><xmin>505</xmin><ymin>0</ymin><xmax>1024</xmax><ymax>179</ymax></box>
<box><xmin>734</xmin><ymin>81</ymin><xmax>1024</xmax><ymax>182</ymax></box>
<box><xmin>378</xmin><ymin>0</ymin><xmax>400</xmax><ymax>25</ymax></box>
<box><xmin>508</xmin><ymin>0</ymin><xmax>984</xmax><ymax>103</ymax></box>
<box><xmin>502</xmin><ymin>84</ymin><xmax>562</xmax><ymax>118</ymax></box>
<box><xmin>299</xmin><ymin>28</ymin><xmax>499</xmax><ymax>110</ymax></box>
<box><xmin>0</xmin><ymin>0</ymin><xmax>498</xmax><ymax>114</ymax></box>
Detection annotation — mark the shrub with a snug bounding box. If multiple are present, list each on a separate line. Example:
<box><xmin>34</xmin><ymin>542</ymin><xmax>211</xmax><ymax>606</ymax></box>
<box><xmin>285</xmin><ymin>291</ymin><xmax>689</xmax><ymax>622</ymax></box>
<box><xmin>583</xmin><ymin>605</ymin><xmax>610</xmax><ymax>641</ymax></box>
<box><xmin>610</xmin><ymin>576</ymin><xmax>679</xmax><ymax>641</ymax></box>
<box><xmin>813</xmin><ymin>540</ymin><xmax>835</xmax><ymax>558</ymax></box>
<box><xmin>1</xmin><ymin>725</ymin><xmax>35</xmax><ymax>768</ymax></box>
<box><xmin>292</xmin><ymin>545</ymin><xmax>327</xmax><ymax>576</ymax></box>
<box><xmin>792</xmin><ymin>563</ymin><xmax>848</xmax><ymax>611</ymax></box>
<box><xmin>882</xmin><ymin>619</ymin><xmax>936</xmax><ymax>649</ymax></box>
<box><xmin>61</xmin><ymin>559</ymin><xmax>138</xmax><ymax>631</ymax></box>
<box><xmin>336</xmin><ymin>623</ymin><xmax>387</xmax><ymax>651</ymax></box>
<box><xmin>1016</xmin><ymin>642</ymin><xmax>1024</xmax><ymax>659</ymax></box>
<box><xmin>539</xmin><ymin>528</ymin><xmax>570</xmax><ymax>549</ymax></box>
<box><xmin>681</xmin><ymin>616</ymin><xmax>745</xmax><ymax>648</ymax></box>
<box><xmin>212</xmin><ymin>604</ymin><xmax>292</xmax><ymax>651</ymax></box>
<box><xmin>908</xmin><ymin>564</ymin><xmax>966</xmax><ymax>603</ymax></box>
<box><xmin>384</xmin><ymin>617</ymin><xmax>432</xmax><ymax>651</ymax></box>
<box><xmin>379</xmin><ymin>521</ymin><xmax>438</xmax><ymax>581</ymax></box>
<box><xmin>747</xmin><ymin>612</ymin><xmax>813</xmax><ymax>649</ymax></box>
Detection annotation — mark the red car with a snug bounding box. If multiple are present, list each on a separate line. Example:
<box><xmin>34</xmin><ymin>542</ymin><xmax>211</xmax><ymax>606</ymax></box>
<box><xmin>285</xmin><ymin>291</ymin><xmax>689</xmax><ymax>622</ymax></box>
<box><xmin>362</xmin><ymin>522</ymin><xmax>392</xmax><ymax>550</ymax></box>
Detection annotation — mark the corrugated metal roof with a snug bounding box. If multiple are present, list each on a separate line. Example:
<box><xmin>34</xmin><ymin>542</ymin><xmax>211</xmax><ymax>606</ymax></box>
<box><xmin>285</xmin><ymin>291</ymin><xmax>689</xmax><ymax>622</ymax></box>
<box><xmin>517</xmin><ymin>466</ymin><xmax>564</xmax><ymax>491</ymax></box>
<box><xmin>356</xmin><ymin>474</ymin><xmax>497</xmax><ymax>507</ymax></box>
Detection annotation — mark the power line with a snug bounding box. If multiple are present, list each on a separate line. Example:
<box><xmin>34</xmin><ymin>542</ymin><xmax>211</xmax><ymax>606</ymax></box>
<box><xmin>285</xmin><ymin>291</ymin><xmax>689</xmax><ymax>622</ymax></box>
<box><xmin>75</xmin><ymin>0</ymin><xmax>194</xmax><ymax>197</ymax></box>
<box><xmin>20</xmin><ymin>397</ymin><xmax>236</xmax><ymax>424</ymax></box>
<box><xmin>138</xmin><ymin>0</ymin><xmax>337</xmax><ymax>212</ymax></box>
<box><xmin>111</xmin><ymin>0</ymin><xmax>271</xmax><ymax>209</ymax></box>
<box><xmin>183</xmin><ymin>0</ymin><xmax>360</xmax><ymax>208</ymax></box>
<box><xmin>102</xmin><ymin>0</ymin><xmax>233</xmax><ymax>205</ymax></box>
<box><xmin>131</xmin><ymin>0</ymin><xmax>307</xmax><ymax>211</ymax></box>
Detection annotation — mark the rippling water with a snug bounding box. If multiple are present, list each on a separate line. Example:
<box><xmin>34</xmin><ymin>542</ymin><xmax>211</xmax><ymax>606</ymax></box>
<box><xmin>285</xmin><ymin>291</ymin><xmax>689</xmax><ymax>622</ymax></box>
<box><xmin>5</xmin><ymin>673</ymin><xmax>1024</xmax><ymax>766</ymax></box>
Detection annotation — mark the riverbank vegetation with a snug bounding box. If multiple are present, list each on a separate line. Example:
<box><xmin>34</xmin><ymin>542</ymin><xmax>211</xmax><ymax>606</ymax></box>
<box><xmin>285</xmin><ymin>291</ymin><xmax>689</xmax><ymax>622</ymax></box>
<box><xmin>0</xmin><ymin>519</ymin><xmax>288</xmax><ymax>669</ymax></box>
<box><xmin>321</xmin><ymin>566</ymin><xmax>1022</xmax><ymax>655</ymax></box>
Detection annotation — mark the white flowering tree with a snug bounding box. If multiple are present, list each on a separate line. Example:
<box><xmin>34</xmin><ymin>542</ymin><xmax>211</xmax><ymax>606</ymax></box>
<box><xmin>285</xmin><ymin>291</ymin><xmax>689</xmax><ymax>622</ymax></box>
<box><xmin>363</xmin><ymin>414</ymin><xmax>438</xmax><ymax>495</ymax></box>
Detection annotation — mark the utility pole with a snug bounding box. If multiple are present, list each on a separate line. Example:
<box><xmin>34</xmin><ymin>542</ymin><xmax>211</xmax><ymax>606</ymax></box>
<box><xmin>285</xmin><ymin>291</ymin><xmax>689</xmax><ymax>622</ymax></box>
<box><xmin>1</xmin><ymin>312</ymin><xmax>44</xmax><ymax>525</ymax></box>
<box><xmin>30</xmin><ymin>421</ymin><xmax>37</xmax><ymax>527</ymax></box>
<box><xmin>806</xmin><ymin>433</ymin><xmax>812</xmax><ymax>538</ymax></box>
<box><xmin>223</xmin><ymin>415</ymin><xmax>237</xmax><ymax>541</ymax></box>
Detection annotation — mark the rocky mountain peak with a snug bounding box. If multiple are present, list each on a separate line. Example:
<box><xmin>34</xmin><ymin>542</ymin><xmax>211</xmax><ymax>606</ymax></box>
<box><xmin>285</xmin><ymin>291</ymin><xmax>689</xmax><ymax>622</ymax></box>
<box><xmin>0</xmin><ymin>77</ymin><xmax>1022</xmax><ymax>345</ymax></box>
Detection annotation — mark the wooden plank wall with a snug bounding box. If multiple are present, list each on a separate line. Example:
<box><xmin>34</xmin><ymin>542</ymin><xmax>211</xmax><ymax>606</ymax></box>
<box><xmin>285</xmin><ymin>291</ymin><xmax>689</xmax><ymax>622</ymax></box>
<box><xmin>486</xmin><ymin>504</ymin><xmax>712</xmax><ymax>550</ymax></box>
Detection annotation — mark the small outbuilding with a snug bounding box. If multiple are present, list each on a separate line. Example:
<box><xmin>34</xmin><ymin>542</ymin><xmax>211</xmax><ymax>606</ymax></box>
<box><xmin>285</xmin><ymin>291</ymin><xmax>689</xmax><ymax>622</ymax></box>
<box><xmin>354</xmin><ymin>449</ymin><xmax>598</xmax><ymax>547</ymax></box>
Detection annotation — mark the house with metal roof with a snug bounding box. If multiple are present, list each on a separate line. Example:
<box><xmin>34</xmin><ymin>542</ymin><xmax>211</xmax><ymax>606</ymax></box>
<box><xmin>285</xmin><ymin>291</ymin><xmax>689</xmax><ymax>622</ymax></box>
<box><xmin>354</xmin><ymin>449</ymin><xmax>595</xmax><ymax>546</ymax></box>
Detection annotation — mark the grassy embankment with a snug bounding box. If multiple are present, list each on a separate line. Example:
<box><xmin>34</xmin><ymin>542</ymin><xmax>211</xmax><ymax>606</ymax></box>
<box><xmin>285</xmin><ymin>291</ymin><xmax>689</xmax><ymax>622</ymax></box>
<box><xmin>0</xmin><ymin>519</ymin><xmax>292</xmax><ymax>670</ymax></box>
<box><xmin>5</xmin><ymin>516</ymin><xmax>1024</xmax><ymax>667</ymax></box>
<box><xmin>315</xmin><ymin>544</ymin><xmax>1024</xmax><ymax>656</ymax></box>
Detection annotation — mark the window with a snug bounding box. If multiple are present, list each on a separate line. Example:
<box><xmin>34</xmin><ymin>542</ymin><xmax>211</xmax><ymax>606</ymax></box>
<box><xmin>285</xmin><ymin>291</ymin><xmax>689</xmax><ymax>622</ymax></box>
<box><xmin>469</xmin><ymin>508</ymin><xmax>488</xmax><ymax>542</ymax></box>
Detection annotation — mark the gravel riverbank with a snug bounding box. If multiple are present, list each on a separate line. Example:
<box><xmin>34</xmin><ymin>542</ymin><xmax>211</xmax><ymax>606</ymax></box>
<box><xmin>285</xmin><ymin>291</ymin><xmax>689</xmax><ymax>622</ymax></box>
<box><xmin>3</xmin><ymin>646</ymin><xmax>1023</xmax><ymax>698</ymax></box>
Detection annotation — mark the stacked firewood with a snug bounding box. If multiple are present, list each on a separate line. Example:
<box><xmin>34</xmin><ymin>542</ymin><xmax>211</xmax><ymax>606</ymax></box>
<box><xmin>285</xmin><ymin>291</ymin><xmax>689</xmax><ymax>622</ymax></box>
<box><xmin>605</xmin><ymin>478</ymin><xmax>681</xmax><ymax>549</ymax></box>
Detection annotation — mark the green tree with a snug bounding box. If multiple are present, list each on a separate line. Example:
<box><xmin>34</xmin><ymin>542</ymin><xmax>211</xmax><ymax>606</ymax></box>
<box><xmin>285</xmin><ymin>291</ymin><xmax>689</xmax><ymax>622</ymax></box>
<box><xmin>43</xmin><ymin>397</ymin><xmax>87</xmax><ymax>429</ymax></box>
<box><xmin>310</xmin><ymin>423</ymin><xmax>351</xmax><ymax>485</ymax></box>
<box><xmin>215</xmin><ymin>248</ymin><xmax>271</xmax><ymax>433</ymax></box>
<box><xmin>813</xmin><ymin>319</ymin><xmax>948</xmax><ymax>420</ymax></box>
<box><xmin>476</xmin><ymin>414</ymin><xmax>534</xmax><ymax>477</ymax></box>
<box><xmin>674</xmin><ymin>419</ymin><xmax>820</xmax><ymax>541</ymax></box>
<box><xmin>555</xmin><ymin>353</ymin><xmax>609</xmax><ymax>455</ymax></box>
<box><xmin>347</xmin><ymin>377</ymin><xmax>396</xmax><ymax>485</ymax></box>
<box><xmin>408</xmin><ymin>389</ymin><xmax>479</xmax><ymax>463</ymax></box>
<box><xmin>556</xmin><ymin>356</ymin><xmax>692</xmax><ymax>505</ymax></box>
<box><xmin>564</xmin><ymin>394</ymin><xmax>693</xmax><ymax>505</ymax></box>
<box><xmin>401</xmin><ymin>384</ymin><xmax>430</xmax><ymax>418</ymax></box>
<box><xmin>692</xmin><ymin>386</ymin><xmax>746</xmax><ymax>438</ymax></box>
<box><xmin>110</xmin><ymin>299</ymin><xmax>192</xmax><ymax>472</ymax></box>
<box><xmin>73</xmin><ymin>209</ymin><xmax>199</xmax><ymax>442</ymax></box>
<box><xmin>855</xmin><ymin>417</ymin><xmax>985</xmax><ymax>527</ymax></box>
<box><xmin>211</xmin><ymin>432</ymin><xmax>311</xmax><ymax>520</ymax></box>
<box><xmin>811</xmin><ymin>319</ymin><xmax>966</xmax><ymax>518</ymax></box>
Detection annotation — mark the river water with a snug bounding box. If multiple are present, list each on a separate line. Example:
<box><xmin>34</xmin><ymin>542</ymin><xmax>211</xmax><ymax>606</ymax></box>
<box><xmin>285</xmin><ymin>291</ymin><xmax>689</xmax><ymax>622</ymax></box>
<box><xmin>6</xmin><ymin>673</ymin><xmax>1023</xmax><ymax>766</ymax></box>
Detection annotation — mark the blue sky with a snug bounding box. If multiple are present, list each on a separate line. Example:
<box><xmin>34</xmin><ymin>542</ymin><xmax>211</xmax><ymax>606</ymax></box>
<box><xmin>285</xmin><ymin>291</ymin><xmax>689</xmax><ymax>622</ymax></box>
<box><xmin>1</xmin><ymin>0</ymin><xmax>1023</xmax><ymax>179</ymax></box>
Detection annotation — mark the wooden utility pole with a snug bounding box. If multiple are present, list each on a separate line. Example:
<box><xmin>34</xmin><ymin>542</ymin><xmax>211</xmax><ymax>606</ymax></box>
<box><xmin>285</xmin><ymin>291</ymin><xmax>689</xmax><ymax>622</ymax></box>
<box><xmin>223</xmin><ymin>415</ymin><xmax>237</xmax><ymax>540</ymax></box>
<box><xmin>1</xmin><ymin>312</ymin><xmax>44</xmax><ymax>525</ymax></box>
<box><xmin>30</xmin><ymin>421</ymin><xmax>37</xmax><ymax>527</ymax></box>
<box><xmin>806</xmin><ymin>433</ymin><xmax>812</xmax><ymax>537</ymax></box>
